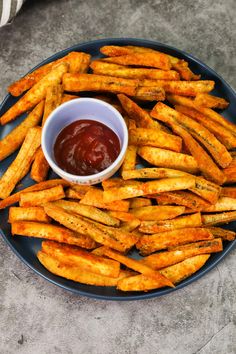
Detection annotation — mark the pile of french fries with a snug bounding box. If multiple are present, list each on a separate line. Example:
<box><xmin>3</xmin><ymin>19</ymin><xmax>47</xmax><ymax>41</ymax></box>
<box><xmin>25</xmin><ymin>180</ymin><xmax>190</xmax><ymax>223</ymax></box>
<box><xmin>1</xmin><ymin>44</ymin><xmax>236</xmax><ymax>292</ymax></box>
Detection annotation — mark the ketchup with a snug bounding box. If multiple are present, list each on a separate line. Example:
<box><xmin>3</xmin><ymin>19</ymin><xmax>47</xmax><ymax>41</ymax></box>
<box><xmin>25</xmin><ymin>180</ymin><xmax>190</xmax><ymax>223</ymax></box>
<box><xmin>54</xmin><ymin>119</ymin><xmax>120</xmax><ymax>176</ymax></box>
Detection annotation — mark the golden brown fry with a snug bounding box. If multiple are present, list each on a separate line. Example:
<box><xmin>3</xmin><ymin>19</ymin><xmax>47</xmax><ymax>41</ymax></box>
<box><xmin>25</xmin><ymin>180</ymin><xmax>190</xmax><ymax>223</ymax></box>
<box><xmin>136</xmin><ymin>228</ymin><xmax>213</xmax><ymax>255</ymax></box>
<box><xmin>9</xmin><ymin>206</ymin><xmax>51</xmax><ymax>223</ymax></box>
<box><xmin>221</xmin><ymin>187</ymin><xmax>236</xmax><ymax>199</ymax></box>
<box><xmin>129</xmin><ymin>198</ymin><xmax>152</xmax><ymax>209</ymax></box>
<box><xmin>42</xmin><ymin>84</ymin><xmax>63</xmax><ymax>126</ymax></box>
<box><xmin>38</xmin><ymin>251</ymin><xmax>132</xmax><ymax>286</ymax></box>
<box><xmin>194</xmin><ymin>93</ymin><xmax>229</xmax><ymax>109</ymax></box>
<box><xmin>0</xmin><ymin>127</ymin><xmax>41</xmax><ymax>199</ymax></box>
<box><xmin>143</xmin><ymin>80</ymin><xmax>214</xmax><ymax>96</ymax></box>
<box><xmin>0</xmin><ymin>101</ymin><xmax>44</xmax><ymax>162</ymax></box>
<box><xmin>203</xmin><ymin>197</ymin><xmax>236</xmax><ymax>212</ymax></box>
<box><xmin>134</xmin><ymin>86</ymin><xmax>165</xmax><ymax>101</ymax></box>
<box><xmin>139</xmin><ymin>213</ymin><xmax>202</xmax><ymax>233</ymax></box>
<box><xmin>19</xmin><ymin>185</ymin><xmax>65</xmax><ymax>207</ymax></box>
<box><xmin>205</xmin><ymin>227</ymin><xmax>235</xmax><ymax>241</ymax></box>
<box><xmin>11</xmin><ymin>221</ymin><xmax>96</xmax><ymax>249</ymax></box>
<box><xmin>129</xmin><ymin>128</ymin><xmax>182</xmax><ymax>152</ymax></box>
<box><xmin>156</xmin><ymin>191</ymin><xmax>211</xmax><ymax>209</ymax></box>
<box><xmin>172</xmin><ymin>60</ymin><xmax>200</xmax><ymax>81</ymax></box>
<box><xmin>66</xmin><ymin>184</ymin><xmax>91</xmax><ymax>199</ymax></box>
<box><xmin>30</xmin><ymin>147</ymin><xmax>50</xmax><ymax>183</ymax></box>
<box><xmin>42</xmin><ymin>241</ymin><xmax>120</xmax><ymax>277</ymax></box>
<box><xmin>202</xmin><ymin>211</ymin><xmax>236</xmax><ymax>226</ymax></box>
<box><xmin>108</xmin><ymin>210</ymin><xmax>139</xmax><ymax>223</ymax></box>
<box><xmin>120</xmin><ymin>219</ymin><xmax>141</xmax><ymax>232</ymax></box>
<box><xmin>130</xmin><ymin>205</ymin><xmax>185</xmax><ymax>221</ymax></box>
<box><xmin>121</xmin><ymin>145</ymin><xmax>137</xmax><ymax>172</ymax></box>
<box><xmin>138</xmin><ymin>146</ymin><xmax>198</xmax><ymax>174</ymax></box>
<box><xmin>122</xmin><ymin>167</ymin><xmax>190</xmax><ymax>180</ymax></box>
<box><xmin>1</xmin><ymin>63</ymin><xmax>68</xmax><ymax>125</ymax></box>
<box><xmin>102</xmin><ymin>178</ymin><xmax>142</xmax><ymax>190</ymax></box>
<box><xmin>190</xmin><ymin>177</ymin><xmax>221</xmax><ymax>204</ymax></box>
<box><xmin>223</xmin><ymin>159</ymin><xmax>236</xmax><ymax>184</ymax></box>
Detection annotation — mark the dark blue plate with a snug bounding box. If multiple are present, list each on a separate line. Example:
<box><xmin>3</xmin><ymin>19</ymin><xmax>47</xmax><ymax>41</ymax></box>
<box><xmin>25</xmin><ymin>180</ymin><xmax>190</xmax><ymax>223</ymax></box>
<box><xmin>1</xmin><ymin>38</ymin><xmax>236</xmax><ymax>301</ymax></box>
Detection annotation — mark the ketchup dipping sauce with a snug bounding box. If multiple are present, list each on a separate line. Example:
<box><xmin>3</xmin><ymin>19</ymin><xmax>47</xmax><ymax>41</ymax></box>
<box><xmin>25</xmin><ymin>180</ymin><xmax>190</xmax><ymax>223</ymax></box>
<box><xmin>54</xmin><ymin>119</ymin><xmax>121</xmax><ymax>176</ymax></box>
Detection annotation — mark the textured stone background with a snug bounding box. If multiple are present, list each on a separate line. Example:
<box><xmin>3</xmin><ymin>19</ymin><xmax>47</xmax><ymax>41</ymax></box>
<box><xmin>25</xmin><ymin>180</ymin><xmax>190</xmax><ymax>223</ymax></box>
<box><xmin>0</xmin><ymin>1</ymin><xmax>236</xmax><ymax>353</ymax></box>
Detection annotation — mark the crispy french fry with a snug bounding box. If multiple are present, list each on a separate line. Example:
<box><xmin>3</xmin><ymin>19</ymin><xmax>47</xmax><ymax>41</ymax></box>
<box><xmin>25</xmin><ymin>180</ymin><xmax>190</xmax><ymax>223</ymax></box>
<box><xmin>42</xmin><ymin>241</ymin><xmax>120</xmax><ymax>277</ymax></box>
<box><xmin>30</xmin><ymin>147</ymin><xmax>50</xmax><ymax>183</ymax></box>
<box><xmin>102</xmin><ymin>178</ymin><xmax>142</xmax><ymax>190</ymax></box>
<box><xmin>136</xmin><ymin>228</ymin><xmax>213</xmax><ymax>255</ymax></box>
<box><xmin>223</xmin><ymin>159</ymin><xmax>236</xmax><ymax>184</ymax></box>
<box><xmin>42</xmin><ymin>84</ymin><xmax>63</xmax><ymax>125</ymax></box>
<box><xmin>138</xmin><ymin>146</ymin><xmax>199</xmax><ymax>174</ymax></box>
<box><xmin>38</xmin><ymin>251</ymin><xmax>132</xmax><ymax>286</ymax></box>
<box><xmin>0</xmin><ymin>101</ymin><xmax>44</xmax><ymax>162</ymax></box>
<box><xmin>190</xmin><ymin>177</ymin><xmax>221</xmax><ymax>204</ymax></box>
<box><xmin>107</xmin><ymin>211</ymin><xmax>139</xmax><ymax>223</ymax></box>
<box><xmin>103</xmin><ymin>247</ymin><xmax>174</xmax><ymax>287</ymax></box>
<box><xmin>143</xmin><ymin>80</ymin><xmax>214</xmax><ymax>96</ymax></box>
<box><xmin>194</xmin><ymin>93</ymin><xmax>229</xmax><ymax>109</ymax></box>
<box><xmin>91</xmin><ymin>246</ymin><xmax>107</xmax><ymax>256</ymax></box>
<box><xmin>122</xmin><ymin>167</ymin><xmax>190</xmax><ymax>180</ymax></box>
<box><xmin>129</xmin><ymin>198</ymin><xmax>152</xmax><ymax>209</ymax></box>
<box><xmin>130</xmin><ymin>205</ymin><xmax>185</xmax><ymax>221</ymax></box>
<box><xmin>129</xmin><ymin>128</ymin><xmax>182</xmax><ymax>152</ymax></box>
<box><xmin>80</xmin><ymin>187</ymin><xmax>130</xmax><ymax>211</ymax></box>
<box><xmin>141</xmin><ymin>239</ymin><xmax>222</xmax><ymax>269</ymax></box>
<box><xmin>0</xmin><ymin>127</ymin><xmax>42</xmax><ymax>199</ymax></box>
<box><xmin>44</xmin><ymin>203</ymin><xmax>126</xmax><ymax>252</ymax></box>
<box><xmin>151</xmin><ymin>103</ymin><xmax>225</xmax><ymax>184</ymax></box>
<box><xmin>202</xmin><ymin>211</ymin><xmax>236</xmax><ymax>226</ymax></box>
<box><xmin>172</xmin><ymin>60</ymin><xmax>200</xmax><ymax>81</ymax></box>
<box><xmin>120</xmin><ymin>219</ymin><xmax>141</xmax><ymax>232</ymax></box>
<box><xmin>11</xmin><ymin>221</ymin><xmax>96</xmax><ymax>249</ymax></box>
<box><xmin>19</xmin><ymin>185</ymin><xmax>65</xmax><ymax>207</ymax></box>
<box><xmin>121</xmin><ymin>145</ymin><xmax>137</xmax><ymax>172</ymax></box>
<box><xmin>139</xmin><ymin>213</ymin><xmax>202</xmax><ymax>233</ymax></box>
<box><xmin>53</xmin><ymin>200</ymin><xmax>120</xmax><ymax>227</ymax></box>
<box><xmin>9</xmin><ymin>206</ymin><xmax>51</xmax><ymax>223</ymax></box>
<box><xmin>205</xmin><ymin>227</ymin><xmax>235</xmax><ymax>241</ymax></box>
<box><xmin>66</xmin><ymin>184</ymin><xmax>91</xmax><ymax>199</ymax></box>
<box><xmin>156</xmin><ymin>191</ymin><xmax>211</xmax><ymax>209</ymax></box>
<box><xmin>134</xmin><ymin>86</ymin><xmax>165</xmax><ymax>101</ymax></box>
<box><xmin>221</xmin><ymin>187</ymin><xmax>236</xmax><ymax>199</ymax></box>
<box><xmin>1</xmin><ymin>63</ymin><xmax>68</xmax><ymax>125</ymax></box>
<box><xmin>91</xmin><ymin>61</ymin><xmax>180</xmax><ymax>80</ymax></box>
<box><xmin>63</xmin><ymin>73</ymin><xmax>139</xmax><ymax>96</ymax></box>
<box><xmin>203</xmin><ymin>197</ymin><xmax>236</xmax><ymax>212</ymax></box>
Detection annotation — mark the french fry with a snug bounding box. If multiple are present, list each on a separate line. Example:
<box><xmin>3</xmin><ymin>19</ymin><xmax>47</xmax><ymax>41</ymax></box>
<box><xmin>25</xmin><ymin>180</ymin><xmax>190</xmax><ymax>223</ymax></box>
<box><xmin>151</xmin><ymin>102</ymin><xmax>225</xmax><ymax>184</ymax></box>
<box><xmin>42</xmin><ymin>83</ymin><xmax>63</xmax><ymax>125</ymax></box>
<box><xmin>190</xmin><ymin>177</ymin><xmax>221</xmax><ymax>204</ymax></box>
<box><xmin>139</xmin><ymin>213</ymin><xmax>202</xmax><ymax>233</ymax></box>
<box><xmin>66</xmin><ymin>184</ymin><xmax>91</xmax><ymax>199</ymax></box>
<box><xmin>140</xmin><ymin>239</ymin><xmax>222</xmax><ymax>269</ymax></box>
<box><xmin>53</xmin><ymin>200</ymin><xmax>120</xmax><ymax>227</ymax></box>
<box><xmin>108</xmin><ymin>211</ymin><xmax>139</xmax><ymax>223</ymax></box>
<box><xmin>9</xmin><ymin>206</ymin><xmax>51</xmax><ymax>223</ymax></box>
<box><xmin>156</xmin><ymin>191</ymin><xmax>210</xmax><ymax>209</ymax></box>
<box><xmin>0</xmin><ymin>101</ymin><xmax>44</xmax><ymax>162</ymax></box>
<box><xmin>0</xmin><ymin>127</ymin><xmax>42</xmax><ymax>199</ymax></box>
<box><xmin>129</xmin><ymin>128</ymin><xmax>182</xmax><ymax>152</ymax></box>
<box><xmin>118</xmin><ymin>94</ymin><xmax>163</xmax><ymax>129</ymax></box>
<box><xmin>1</xmin><ymin>63</ymin><xmax>69</xmax><ymax>125</ymax></box>
<box><xmin>61</xmin><ymin>94</ymin><xmax>78</xmax><ymax>103</ymax></box>
<box><xmin>43</xmin><ymin>203</ymin><xmax>126</xmax><ymax>252</ymax></box>
<box><xmin>223</xmin><ymin>158</ymin><xmax>236</xmax><ymax>184</ymax></box>
<box><xmin>205</xmin><ymin>227</ymin><xmax>235</xmax><ymax>241</ymax></box>
<box><xmin>103</xmin><ymin>177</ymin><xmax>196</xmax><ymax>202</ymax></box>
<box><xmin>221</xmin><ymin>187</ymin><xmax>236</xmax><ymax>199</ymax></box>
<box><xmin>19</xmin><ymin>185</ymin><xmax>65</xmax><ymax>207</ymax></box>
<box><xmin>41</xmin><ymin>241</ymin><xmax>120</xmax><ymax>277</ymax></box>
<box><xmin>122</xmin><ymin>167</ymin><xmax>190</xmax><ymax>180</ymax></box>
<box><xmin>174</xmin><ymin>104</ymin><xmax>236</xmax><ymax>150</ymax></box>
<box><xmin>63</xmin><ymin>73</ymin><xmax>139</xmax><ymax>96</ymax></box>
<box><xmin>120</xmin><ymin>219</ymin><xmax>141</xmax><ymax>232</ymax></box>
<box><xmin>134</xmin><ymin>86</ymin><xmax>165</xmax><ymax>101</ymax></box>
<box><xmin>194</xmin><ymin>93</ymin><xmax>229</xmax><ymax>109</ymax></box>
<box><xmin>91</xmin><ymin>246</ymin><xmax>107</xmax><ymax>256</ymax></box>
<box><xmin>102</xmin><ymin>178</ymin><xmax>142</xmax><ymax>190</ymax></box>
<box><xmin>172</xmin><ymin>60</ymin><xmax>200</xmax><ymax>81</ymax></box>
<box><xmin>143</xmin><ymin>80</ymin><xmax>214</xmax><ymax>96</ymax></box>
<box><xmin>136</xmin><ymin>228</ymin><xmax>213</xmax><ymax>255</ymax></box>
<box><xmin>30</xmin><ymin>147</ymin><xmax>50</xmax><ymax>183</ymax></box>
<box><xmin>103</xmin><ymin>247</ymin><xmax>174</xmax><ymax>287</ymax></box>
<box><xmin>138</xmin><ymin>146</ymin><xmax>199</xmax><ymax>174</ymax></box>
<box><xmin>129</xmin><ymin>198</ymin><xmax>152</xmax><ymax>209</ymax></box>
<box><xmin>11</xmin><ymin>221</ymin><xmax>96</xmax><ymax>249</ymax></box>
<box><xmin>79</xmin><ymin>187</ymin><xmax>130</xmax><ymax>211</ymax></box>
<box><xmin>203</xmin><ymin>197</ymin><xmax>236</xmax><ymax>212</ymax></box>
<box><xmin>202</xmin><ymin>211</ymin><xmax>236</xmax><ymax>226</ymax></box>
<box><xmin>121</xmin><ymin>145</ymin><xmax>137</xmax><ymax>172</ymax></box>
<box><xmin>90</xmin><ymin>61</ymin><xmax>180</xmax><ymax>80</ymax></box>
<box><xmin>130</xmin><ymin>205</ymin><xmax>185</xmax><ymax>221</ymax></box>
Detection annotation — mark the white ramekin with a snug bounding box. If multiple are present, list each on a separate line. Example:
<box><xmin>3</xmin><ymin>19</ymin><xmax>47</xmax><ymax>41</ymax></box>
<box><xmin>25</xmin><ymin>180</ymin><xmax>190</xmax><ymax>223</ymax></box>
<box><xmin>42</xmin><ymin>98</ymin><xmax>128</xmax><ymax>185</ymax></box>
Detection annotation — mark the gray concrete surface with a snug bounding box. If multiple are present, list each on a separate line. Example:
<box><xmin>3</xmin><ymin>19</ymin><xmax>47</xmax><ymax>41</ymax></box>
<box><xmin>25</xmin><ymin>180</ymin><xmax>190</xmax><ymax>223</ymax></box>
<box><xmin>0</xmin><ymin>0</ymin><xmax>236</xmax><ymax>353</ymax></box>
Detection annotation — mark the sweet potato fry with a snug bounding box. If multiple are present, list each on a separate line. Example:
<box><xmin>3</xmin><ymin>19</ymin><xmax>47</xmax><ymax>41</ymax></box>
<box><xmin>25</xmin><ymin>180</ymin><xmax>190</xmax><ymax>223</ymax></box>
<box><xmin>1</xmin><ymin>63</ymin><xmax>69</xmax><ymax>125</ymax></box>
<box><xmin>194</xmin><ymin>93</ymin><xmax>229</xmax><ymax>109</ymax></box>
<box><xmin>63</xmin><ymin>73</ymin><xmax>139</xmax><ymax>96</ymax></box>
<box><xmin>138</xmin><ymin>146</ymin><xmax>198</xmax><ymax>174</ymax></box>
<box><xmin>9</xmin><ymin>206</ymin><xmax>51</xmax><ymax>223</ymax></box>
<box><xmin>136</xmin><ymin>228</ymin><xmax>213</xmax><ymax>255</ymax></box>
<box><xmin>221</xmin><ymin>187</ymin><xmax>236</xmax><ymax>199</ymax></box>
<box><xmin>205</xmin><ymin>227</ymin><xmax>236</xmax><ymax>241</ymax></box>
<box><xmin>141</xmin><ymin>239</ymin><xmax>222</xmax><ymax>269</ymax></box>
<box><xmin>130</xmin><ymin>205</ymin><xmax>185</xmax><ymax>221</ymax></box>
<box><xmin>42</xmin><ymin>241</ymin><xmax>120</xmax><ymax>277</ymax></box>
<box><xmin>53</xmin><ymin>200</ymin><xmax>120</xmax><ymax>227</ymax></box>
<box><xmin>156</xmin><ymin>191</ymin><xmax>210</xmax><ymax>209</ymax></box>
<box><xmin>0</xmin><ymin>127</ymin><xmax>42</xmax><ymax>199</ymax></box>
<box><xmin>203</xmin><ymin>197</ymin><xmax>236</xmax><ymax>212</ymax></box>
<box><xmin>139</xmin><ymin>213</ymin><xmax>202</xmax><ymax>233</ymax></box>
<box><xmin>202</xmin><ymin>211</ymin><xmax>236</xmax><ymax>226</ymax></box>
<box><xmin>19</xmin><ymin>185</ymin><xmax>65</xmax><ymax>207</ymax></box>
<box><xmin>121</xmin><ymin>145</ymin><xmax>137</xmax><ymax>172</ymax></box>
<box><xmin>30</xmin><ymin>147</ymin><xmax>50</xmax><ymax>183</ymax></box>
<box><xmin>122</xmin><ymin>167</ymin><xmax>190</xmax><ymax>180</ymax></box>
<box><xmin>129</xmin><ymin>198</ymin><xmax>152</xmax><ymax>209</ymax></box>
<box><xmin>0</xmin><ymin>101</ymin><xmax>44</xmax><ymax>162</ymax></box>
<box><xmin>129</xmin><ymin>128</ymin><xmax>182</xmax><ymax>152</ymax></box>
<box><xmin>38</xmin><ymin>251</ymin><xmax>133</xmax><ymax>286</ymax></box>
<box><xmin>11</xmin><ymin>221</ymin><xmax>96</xmax><ymax>249</ymax></box>
<box><xmin>42</xmin><ymin>83</ymin><xmax>63</xmax><ymax>126</ymax></box>
<box><xmin>190</xmin><ymin>177</ymin><xmax>221</xmax><ymax>204</ymax></box>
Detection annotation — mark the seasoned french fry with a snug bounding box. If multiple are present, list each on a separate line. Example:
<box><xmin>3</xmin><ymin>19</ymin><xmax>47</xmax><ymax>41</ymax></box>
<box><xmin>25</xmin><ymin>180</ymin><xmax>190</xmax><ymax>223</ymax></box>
<box><xmin>136</xmin><ymin>228</ymin><xmax>213</xmax><ymax>255</ymax></box>
<box><xmin>141</xmin><ymin>239</ymin><xmax>222</xmax><ymax>269</ymax></box>
<box><xmin>223</xmin><ymin>158</ymin><xmax>236</xmax><ymax>184</ymax></box>
<box><xmin>53</xmin><ymin>200</ymin><xmax>120</xmax><ymax>227</ymax></box>
<box><xmin>108</xmin><ymin>211</ymin><xmax>139</xmax><ymax>223</ymax></box>
<box><xmin>142</xmin><ymin>80</ymin><xmax>214</xmax><ymax>96</ymax></box>
<box><xmin>122</xmin><ymin>167</ymin><xmax>190</xmax><ymax>180</ymax></box>
<box><xmin>91</xmin><ymin>61</ymin><xmax>180</xmax><ymax>80</ymax></box>
<box><xmin>61</xmin><ymin>94</ymin><xmax>79</xmax><ymax>103</ymax></box>
<box><xmin>205</xmin><ymin>227</ymin><xmax>236</xmax><ymax>241</ymax></box>
<box><xmin>221</xmin><ymin>187</ymin><xmax>236</xmax><ymax>199</ymax></box>
<box><xmin>129</xmin><ymin>128</ymin><xmax>182</xmax><ymax>152</ymax></box>
<box><xmin>202</xmin><ymin>211</ymin><xmax>236</xmax><ymax>226</ymax></box>
<box><xmin>194</xmin><ymin>93</ymin><xmax>229</xmax><ymax>109</ymax></box>
<box><xmin>121</xmin><ymin>145</ymin><xmax>137</xmax><ymax>172</ymax></box>
<box><xmin>134</xmin><ymin>86</ymin><xmax>165</xmax><ymax>101</ymax></box>
<box><xmin>102</xmin><ymin>178</ymin><xmax>142</xmax><ymax>190</ymax></box>
<box><xmin>203</xmin><ymin>197</ymin><xmax>236</xmax><ymax>212</ymax></box>
<box><xmin>42</xmin><ymin>84</ymin><xmax>63</xmax><ymax>125</ymax></box>
<box><xmin>130</xmin><ymin>205</ymin><xmax>185</xmax><ymax>221</ymax></box>
<box><xmin>42</xmin><ymin>241</ymin><xmax>120</xmax><ymax>277</ymax></box>
<box><xmin>19</xmin><ymin>185</ymin><xmax>65</xmax><ymax>207</ymax></box>
<box><xmin>190</xmin><ymin>177</ymin><xmax>221</xmax><ymax>204</ymax></box>
<box><xmin>11</xmin><ymin>221</ymin><xmax>96</xmax><ymax>249</ymax></box>
<box><xmin>129</xmin><ymin>198</ymin><xmax>152</xmax><ymax>209</ymax></box>
<box><xmin>30</xmin><ymin>147</ymin><xmax>50</xmax><ymax>183</ymax></box>
<box><xmin>38</xmin><ymin>251</ymin><xmax>133</xmax><ymax>286</ymax></box>
<box><xmin>66</xmin><ymin>184</ymin><xmax>91</xmax><ymax>200</ymax></box>
<box><xmin>120</xmin><ymin>219</ymin><xmax>141</xmax><ymax>232</ymax></box>
<box><xmin>172</xmin><ymin>60</ymin><xmax>200</xmax><ymax>81</ymax></box>
<box><xmin>9</xmin><ymin>206</ymin><xmax>51</xmax><ymax>223</ymax></box>
<box><xmin>139</xmin><ymin>213</ymin><xmax>202</xmax><ymax>233</ymax></box>
<box><xmin>0</xmin><ymin>101</ymin><xmax>44</xmax><ymax>162</ymax></box>
<box><xmin>1</xmin><ymin>63</ymin><xmax>69</xmax><ymax>125</ymax></box>
<box><xmin>156</xmin><ymin>191</ymin><xmax>211</xmax><ymax>209</ymax></box>
<box><xmin>138</xmin><ymin>146</ymin><xmax>199</xmax><ymax>174</ymax></box>
<box><xmin>0</xmin><ymin>127</ymin><xmax>41</xmax><ymax>199</ymax></box>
